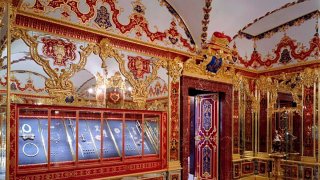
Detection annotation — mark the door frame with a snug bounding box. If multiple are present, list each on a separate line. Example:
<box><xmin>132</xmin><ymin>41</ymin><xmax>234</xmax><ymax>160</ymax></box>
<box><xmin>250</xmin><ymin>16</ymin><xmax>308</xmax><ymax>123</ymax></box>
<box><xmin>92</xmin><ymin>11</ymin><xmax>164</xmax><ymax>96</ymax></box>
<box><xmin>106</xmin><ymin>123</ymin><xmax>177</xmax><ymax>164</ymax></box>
<box><xmin>181</xmin><ymin>76</ymin><xmax>233</xmax><ymax>180</ymax></box>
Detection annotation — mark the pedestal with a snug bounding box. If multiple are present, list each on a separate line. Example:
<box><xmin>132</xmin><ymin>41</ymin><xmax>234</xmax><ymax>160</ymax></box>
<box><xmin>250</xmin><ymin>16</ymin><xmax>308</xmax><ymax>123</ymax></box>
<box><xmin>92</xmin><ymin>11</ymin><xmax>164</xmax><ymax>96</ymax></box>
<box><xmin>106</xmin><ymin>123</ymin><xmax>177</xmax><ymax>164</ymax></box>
<box><xmin>269</xmin><ymin>153</ymin><xmax>286</xmax><ymax>179</ymax></box>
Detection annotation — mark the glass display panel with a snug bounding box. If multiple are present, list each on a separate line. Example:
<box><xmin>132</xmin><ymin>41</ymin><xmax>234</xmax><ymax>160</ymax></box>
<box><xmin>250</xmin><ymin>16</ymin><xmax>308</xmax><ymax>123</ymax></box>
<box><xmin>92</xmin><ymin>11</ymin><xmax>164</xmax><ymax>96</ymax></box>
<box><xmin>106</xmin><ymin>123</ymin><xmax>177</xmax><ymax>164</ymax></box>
<box><xmin>125</xmin><ymin>114</ymin><xmax>142</xmax><ymax>156</ymax></box>
<box><xmin>144</xmin><ymin>114</ymin><xmax>160</xmax><ymax>155</ymax></box>
<box><xmin>78</xmin><ymin>112</ymin><xmax>101</xmax><ymax>160</ymax></box>
<box><xmin>18</xmin><ymin>109</ymin><xmax>48</xmax><ymax>165</ymax></box>
<box><xmin>105</xmin><ymin>112</ymin><xmax>123</xmax><ymax>158</ymax></box>
<box><xmin>50</xmin><ymin>110</ymin><xmax>75</xmax><ymax>163</ymax></box>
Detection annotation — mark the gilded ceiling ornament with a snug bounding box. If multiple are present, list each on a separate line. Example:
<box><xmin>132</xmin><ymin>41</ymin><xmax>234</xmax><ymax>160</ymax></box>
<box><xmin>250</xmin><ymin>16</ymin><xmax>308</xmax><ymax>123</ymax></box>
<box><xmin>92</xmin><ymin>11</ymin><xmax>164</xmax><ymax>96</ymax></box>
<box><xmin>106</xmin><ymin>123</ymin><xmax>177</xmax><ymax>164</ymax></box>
<box><xmin>200</xmin><ymin>0</ymin><xmax>213</xmax><ymax>46</ymax></box>
<box><xmin>11</xmin><ymin>28</ymin><xmax>96</xmax><ymax>103</ymax></box>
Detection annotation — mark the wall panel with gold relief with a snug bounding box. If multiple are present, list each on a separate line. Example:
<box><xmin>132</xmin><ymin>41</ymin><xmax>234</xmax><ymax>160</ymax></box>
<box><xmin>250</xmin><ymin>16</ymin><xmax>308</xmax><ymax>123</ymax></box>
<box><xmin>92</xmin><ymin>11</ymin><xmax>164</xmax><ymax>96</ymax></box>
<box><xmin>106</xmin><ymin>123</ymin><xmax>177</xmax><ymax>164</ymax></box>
<box><xmin>3</xmin><ymin>29</ymin><xmax>170</xmax><ymax>111</ymax></box>
<box><xmin>4</xmin><ymin>25</ymin><xmax>175</xmax><ymax>179</ymax></box>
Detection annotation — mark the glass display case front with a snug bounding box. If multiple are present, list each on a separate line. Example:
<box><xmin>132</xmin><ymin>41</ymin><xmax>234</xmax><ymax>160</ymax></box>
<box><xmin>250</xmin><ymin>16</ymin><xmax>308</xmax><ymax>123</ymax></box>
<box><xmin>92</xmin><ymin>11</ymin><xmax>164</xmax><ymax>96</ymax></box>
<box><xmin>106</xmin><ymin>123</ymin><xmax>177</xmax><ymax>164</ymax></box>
<box><xmin>16</xmin><ymin>105</ymin><xmax>162</xmax><ymax>168</ymax></box>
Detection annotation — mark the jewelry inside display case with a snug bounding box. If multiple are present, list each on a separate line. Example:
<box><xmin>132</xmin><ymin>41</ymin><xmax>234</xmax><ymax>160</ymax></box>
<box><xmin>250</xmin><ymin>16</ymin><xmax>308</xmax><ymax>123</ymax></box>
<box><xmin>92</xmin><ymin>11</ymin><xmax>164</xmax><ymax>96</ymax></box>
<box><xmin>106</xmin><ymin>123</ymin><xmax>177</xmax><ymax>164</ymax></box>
<box><xmin>11</xmin><ymin>104</ymin><xmax>167</xmax><ymax>179</ymax></box>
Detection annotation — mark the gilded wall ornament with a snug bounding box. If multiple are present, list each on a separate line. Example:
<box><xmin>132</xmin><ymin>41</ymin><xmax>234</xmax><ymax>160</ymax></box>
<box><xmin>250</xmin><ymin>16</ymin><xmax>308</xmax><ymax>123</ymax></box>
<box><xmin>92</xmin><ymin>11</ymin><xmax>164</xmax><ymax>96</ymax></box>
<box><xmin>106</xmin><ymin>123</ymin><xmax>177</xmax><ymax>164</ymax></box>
<box><xmin>300</xmin><ymin>68</ymin><xmax>317</xmax><ymax>88</ymax></box>
<box><xmin>168</xmin><ymin>57</ymin><xmax>183</xmax><ymax>83</ymax></box>
<box><xmin>95</xmin><ymin>38</ymin><xmax>167</xmax><ymax>109</ymax></box>
<box><xmin>128</xmin><ymin>56</ymin><xmax>151</xmax><ymax>79</ymax></box>
<box><xmin>11</xmin><ymin>28</ymin><xmax>96</xmax><ymax>103</ymax></box>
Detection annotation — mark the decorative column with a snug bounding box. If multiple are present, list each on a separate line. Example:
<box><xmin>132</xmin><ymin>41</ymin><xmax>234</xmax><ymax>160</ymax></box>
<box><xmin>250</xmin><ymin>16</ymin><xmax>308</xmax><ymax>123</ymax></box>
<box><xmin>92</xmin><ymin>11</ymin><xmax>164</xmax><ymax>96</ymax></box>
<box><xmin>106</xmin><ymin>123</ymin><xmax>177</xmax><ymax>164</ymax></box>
<box><xmin>301</xmin><ymin>68</ymin><xmax>316</xmax><ymax>159</ymax></box>
<box><xmin>167</xmin><ymin>57</ymin><xmax>183</xmax><ymax>179</ymax></box>
<box><xmin>233</xmin><ymin>90</ymin><xmax>240</xmax><ymax>155</ymax></box>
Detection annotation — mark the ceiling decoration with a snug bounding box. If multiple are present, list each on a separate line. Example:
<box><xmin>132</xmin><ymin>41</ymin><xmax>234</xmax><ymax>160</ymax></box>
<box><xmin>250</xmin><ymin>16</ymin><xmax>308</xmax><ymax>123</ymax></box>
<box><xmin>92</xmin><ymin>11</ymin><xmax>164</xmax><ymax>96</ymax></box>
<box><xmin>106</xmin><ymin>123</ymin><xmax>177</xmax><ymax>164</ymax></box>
<box><xmin>236</xmin><ymin>10</ymin><xmax>319</xmax><ymax>40</ymax></box>
<box><xmin>160</xmin><ymin>0</ymin><xmax>195</xmax><ymax>45</ymax></box>
<box><xmin>201</xmin><ymin>0</ymin><xmax>213</xmax><ymax>46</ymax></box>
<box><xmin>235</xmin><ymin>0</ymin><xmax>311</xmax><ymax>37</ymax></box>
<box><xmin>19</xmin><ymin>0</ymin><xmax>195</xmax><ymax>52</ymax></box>
<box><xmin>232</xmin><ymin>33</ymin><xmax>319</xmax><ymax>68</ymax></box>
<box><xmin>0</xmin><ymin>73</ymin><xmax>45</xmax><ymax>93</ymax></box>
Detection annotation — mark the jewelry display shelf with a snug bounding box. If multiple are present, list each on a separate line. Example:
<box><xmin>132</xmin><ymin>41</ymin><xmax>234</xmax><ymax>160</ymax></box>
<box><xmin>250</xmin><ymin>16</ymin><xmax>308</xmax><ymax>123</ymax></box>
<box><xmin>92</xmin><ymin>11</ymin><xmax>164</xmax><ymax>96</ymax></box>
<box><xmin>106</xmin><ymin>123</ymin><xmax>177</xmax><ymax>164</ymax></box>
<box><xmin>10</xmin><ymin>104</ymin><xmax>167</xmax><ymax>179</ymax></box>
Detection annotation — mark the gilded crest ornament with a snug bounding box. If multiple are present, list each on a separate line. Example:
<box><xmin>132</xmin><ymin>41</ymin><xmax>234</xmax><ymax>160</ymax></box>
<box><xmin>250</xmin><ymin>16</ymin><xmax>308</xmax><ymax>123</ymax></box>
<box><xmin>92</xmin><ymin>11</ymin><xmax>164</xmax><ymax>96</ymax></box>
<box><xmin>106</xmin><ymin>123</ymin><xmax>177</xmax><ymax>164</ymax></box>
<box><xmin>128</xmin><ymin>56</ymin><xmax>151</xmax><ymax>79</ymax></box>
<box><xmin>42</xmin><ymin>37</ymin><xmax>76</xmax><ymax>67</ymax></box>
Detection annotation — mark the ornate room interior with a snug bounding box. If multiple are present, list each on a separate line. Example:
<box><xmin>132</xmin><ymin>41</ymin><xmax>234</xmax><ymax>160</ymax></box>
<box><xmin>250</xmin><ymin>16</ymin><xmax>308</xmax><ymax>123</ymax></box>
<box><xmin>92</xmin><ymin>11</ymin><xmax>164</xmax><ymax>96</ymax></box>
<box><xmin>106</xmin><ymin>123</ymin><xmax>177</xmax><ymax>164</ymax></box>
<box><xmin>0</xmin><ymin>0</ymin><xmax>319</xmax><ymax>179</ymax></box>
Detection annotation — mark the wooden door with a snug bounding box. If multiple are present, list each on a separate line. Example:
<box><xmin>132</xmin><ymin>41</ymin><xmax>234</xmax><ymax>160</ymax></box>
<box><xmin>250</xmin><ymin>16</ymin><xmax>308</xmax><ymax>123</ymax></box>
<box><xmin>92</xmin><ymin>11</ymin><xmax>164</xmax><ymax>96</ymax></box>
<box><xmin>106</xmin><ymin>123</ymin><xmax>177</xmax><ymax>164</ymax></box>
<box><xmin>195</xmin><ymin>94</ymin><xmax>219</xmax><ymax>180</ymax></box>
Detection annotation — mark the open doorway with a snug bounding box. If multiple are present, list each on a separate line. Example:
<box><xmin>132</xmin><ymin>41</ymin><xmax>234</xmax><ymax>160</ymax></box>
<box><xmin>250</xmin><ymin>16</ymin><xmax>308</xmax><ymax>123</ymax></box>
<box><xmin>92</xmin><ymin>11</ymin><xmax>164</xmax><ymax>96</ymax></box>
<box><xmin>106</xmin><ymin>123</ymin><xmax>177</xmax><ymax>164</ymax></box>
<box><xmin>181</xmin><ymin>76</ymin><xmax>232</xmax><ymax>180</ymax></box>
<box><xmin>188</xmin><ymin>89</ymin><xmax>219</xmax><ymax>180</ymax></box>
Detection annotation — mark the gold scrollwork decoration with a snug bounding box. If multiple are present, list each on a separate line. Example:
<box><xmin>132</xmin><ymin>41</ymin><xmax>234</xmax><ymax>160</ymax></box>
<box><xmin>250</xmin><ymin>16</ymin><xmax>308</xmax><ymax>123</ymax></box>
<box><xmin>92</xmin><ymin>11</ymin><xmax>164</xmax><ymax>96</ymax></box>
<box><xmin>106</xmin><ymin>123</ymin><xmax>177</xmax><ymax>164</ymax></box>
<box><xmin>96</xmin><ymin>38</ymin><xmax>167</xmax><ymax>109</ymax></box>
<box><xmin>168</xmin><ymin>56</ymin><xmax>183</xmax><ymax>83</ymax></box>
<box><xmin>300</xmin><ymin>67</ymin><xmax>318</xmax><ymax>88</ymax></box>
<box><xmin>11</xmin><ymin>28</ymin><xmax>96</xmax><ymax>103</ymax></box>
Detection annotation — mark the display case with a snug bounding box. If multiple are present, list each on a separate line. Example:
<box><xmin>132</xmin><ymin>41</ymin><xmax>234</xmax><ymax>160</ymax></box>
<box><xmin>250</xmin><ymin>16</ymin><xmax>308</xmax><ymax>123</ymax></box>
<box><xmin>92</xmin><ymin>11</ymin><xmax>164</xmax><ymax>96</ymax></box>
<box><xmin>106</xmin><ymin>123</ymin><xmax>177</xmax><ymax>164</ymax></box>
<box><xmin>10</xmin><ymin>104</ymin><xmax>167</xmax><ymax>179</ymax></box>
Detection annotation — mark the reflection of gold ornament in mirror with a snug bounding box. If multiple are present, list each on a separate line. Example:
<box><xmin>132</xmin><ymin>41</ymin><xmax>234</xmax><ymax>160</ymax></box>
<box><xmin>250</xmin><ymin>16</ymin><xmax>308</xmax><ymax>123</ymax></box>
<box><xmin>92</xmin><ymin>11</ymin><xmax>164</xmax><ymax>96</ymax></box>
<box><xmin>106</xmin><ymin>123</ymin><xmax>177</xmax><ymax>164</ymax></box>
<box><xmin>53</xmin><ymin>45</ymin><xmax>66</xmax><ymax>65</ymax></box>
<box><xmin>107</xmin><ymin>71</ymin><xmax>125</xmax><ymax>90</ymax></box>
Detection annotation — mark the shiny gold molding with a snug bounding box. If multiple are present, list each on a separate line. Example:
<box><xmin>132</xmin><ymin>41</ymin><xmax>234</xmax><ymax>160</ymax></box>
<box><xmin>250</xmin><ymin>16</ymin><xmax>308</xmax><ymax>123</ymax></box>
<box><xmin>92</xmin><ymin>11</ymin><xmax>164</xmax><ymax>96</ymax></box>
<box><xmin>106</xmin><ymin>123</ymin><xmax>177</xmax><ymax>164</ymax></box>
<box><xmin>183</xmin><ymin>56</ymin><xmax>236</xmax><ymax>84</ymax></box>
<box><xmin>96</xmin><ymin>38</ymin><xmax>167</xmax><ymax>109</ymax></box>
<box><xmin>147</xmin><ymin>99</ymin><xmax>167</xmax><ymax>111</ymax></box>
<box><xmin>260</xmin><ymin>67</ymin><xmax>320</xmax><ymax>116</ymax></box>
<box><xmin>183</xmin><ymin>33</ymin><xmax>237</xmax><ymax>85</ymax></box>
<box><xmin>11</xmin><ymin>28</ymin><xmax>96</xmax><ymax>103</ymax></box>
<box><xmin>168</xmin><ymin>57</ymin><xmax>183</xmax><ymax>83</ymax></box>
<box><xmin>107</xmin><ymin>71</ymin><xmax>125</xmax><ymax>90</ymax></box>
<box><xmin>300</xmin><ymin>67</ymin><xmax>319</xmax><ymax>88</ymax></box>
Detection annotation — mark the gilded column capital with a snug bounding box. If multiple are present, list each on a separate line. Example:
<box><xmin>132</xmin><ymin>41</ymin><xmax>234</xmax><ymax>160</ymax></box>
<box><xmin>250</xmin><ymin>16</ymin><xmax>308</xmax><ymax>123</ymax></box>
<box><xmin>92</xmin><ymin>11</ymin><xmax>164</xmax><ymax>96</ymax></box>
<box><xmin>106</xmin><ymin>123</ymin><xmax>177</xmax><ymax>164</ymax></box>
<box><xmin>300</xmin><ymin>67</ymin><xmax>317</xmax><ymax>88</ymax></box>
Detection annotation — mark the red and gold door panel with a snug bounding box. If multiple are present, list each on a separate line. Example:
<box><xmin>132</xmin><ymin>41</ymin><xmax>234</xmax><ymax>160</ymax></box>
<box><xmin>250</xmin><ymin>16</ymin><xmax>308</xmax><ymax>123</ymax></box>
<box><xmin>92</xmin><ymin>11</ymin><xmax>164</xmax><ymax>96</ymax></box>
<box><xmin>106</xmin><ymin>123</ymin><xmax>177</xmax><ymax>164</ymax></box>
<box><xmin>195</xmin><ymin>94</ymin><xmax>219</xmax><ymax>180</ymax></box>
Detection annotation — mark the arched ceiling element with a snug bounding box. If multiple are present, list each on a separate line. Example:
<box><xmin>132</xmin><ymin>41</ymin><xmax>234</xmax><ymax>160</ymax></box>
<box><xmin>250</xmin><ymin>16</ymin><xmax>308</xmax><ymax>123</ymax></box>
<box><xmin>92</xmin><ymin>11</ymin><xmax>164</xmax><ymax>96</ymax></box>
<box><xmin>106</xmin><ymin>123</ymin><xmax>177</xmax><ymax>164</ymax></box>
<box><xmin>237</xmin><ymin>0</ymin><xmax>319</xmax><ymax>39</ymax></box>
<box><xmin>18</xmin><ymin>0</ymin><xmax>196</xmax><ymax>53</ymax></box>
<box><xmin>167</xmin><ymin>0</ymin><xmax>319</xmax><ymax>46</ymax></box>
